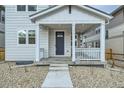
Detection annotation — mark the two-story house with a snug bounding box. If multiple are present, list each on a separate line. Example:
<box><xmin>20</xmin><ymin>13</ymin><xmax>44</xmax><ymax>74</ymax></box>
<box><xmin>5</xmin><ymin>5</ymin><xmax>112</xmax><ymax>64</ymax></box>
<box><xmin>107</xmin><ymin>5</ymin><xmax>124</xmax><ymax>61</ymax></box>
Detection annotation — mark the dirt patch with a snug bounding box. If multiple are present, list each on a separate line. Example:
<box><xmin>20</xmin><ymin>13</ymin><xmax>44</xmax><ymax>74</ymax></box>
<box><xmin>0</xmin><ymin>62</ymin><xmax>49</xmax><ymax>88</ymax></box>
<box><xmin>69</xmin><ymin>66</ymin><xmax>124</xmax><ymax>88</ymax></box>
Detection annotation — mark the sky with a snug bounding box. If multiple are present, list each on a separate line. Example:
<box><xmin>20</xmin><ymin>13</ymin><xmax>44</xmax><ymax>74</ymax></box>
<box><xmin>90</xmin><ymin>5</ymin><xmax>119</xmax><ymax>14</ymax></box>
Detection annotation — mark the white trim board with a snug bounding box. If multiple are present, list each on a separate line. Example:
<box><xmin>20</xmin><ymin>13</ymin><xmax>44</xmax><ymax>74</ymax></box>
<box><xmin>30</xmin><ymin>5</ymin><xmax>112</xmax><ymax>20</ymax></box>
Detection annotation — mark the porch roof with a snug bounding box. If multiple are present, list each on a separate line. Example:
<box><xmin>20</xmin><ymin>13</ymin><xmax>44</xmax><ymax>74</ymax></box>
<box><xmin>29</xmin><ymin>5</ymin><xmax>113</xmax><ymax>21</ymax></box>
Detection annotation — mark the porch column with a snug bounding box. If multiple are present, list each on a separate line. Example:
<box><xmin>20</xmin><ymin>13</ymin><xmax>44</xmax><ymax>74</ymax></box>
<box><xmin>35</xmin><ymin>24</ymin><xmax>40</xmax><ymax>62</ymax></box>
<box><xmin>72</xmin><ymin>23</ymin><xmax>76</xmax><ymax>62</ymax></box>
<box><xmin>100</xmin><ymin>22</ymin><xmax>105</xmax><ymax>62</ymax></box>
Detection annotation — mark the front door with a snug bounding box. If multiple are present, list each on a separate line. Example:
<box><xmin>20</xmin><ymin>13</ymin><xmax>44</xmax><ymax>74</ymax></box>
<box><xmin>56</xmin><ymin>32</ymin><xmax>64</xmax><ymax>55</ymax></box>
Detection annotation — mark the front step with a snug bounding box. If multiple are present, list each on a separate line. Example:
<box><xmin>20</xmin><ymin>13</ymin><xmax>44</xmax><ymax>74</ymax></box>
<box><xmin>49</xmin><ymin>64</ymin><xmax>68</xmax><ymax>71</ymax></box>
<box><xmin>42</xmin><ymin>61</ymin><xmax>71</xmax><ymax>64</ymax></box>
<box><xmin>49</xmin><ymin>67</ymin><xmax>68</xmax><ymax>71</ymax></box>
<box><xmin>50</xmin><ymin>64</ymin><xmax>68</xmax><ymax>67</ymax></box>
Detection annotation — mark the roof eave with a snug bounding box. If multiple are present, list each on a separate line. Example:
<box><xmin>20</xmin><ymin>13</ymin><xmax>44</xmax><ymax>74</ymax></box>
<box><xmin>30</xmin><ymin>5</ymin><xmax>64</xmax><ymax>19</ymax></box>
<box><xmin>30</xmin><ymin>5</ymin><xmax>113</xmax><ymax>20</ymax></box>
<box><xmin>78</xmin><ymin>5</ymin><xmax>113</xmax><ymax>19</ymax></box>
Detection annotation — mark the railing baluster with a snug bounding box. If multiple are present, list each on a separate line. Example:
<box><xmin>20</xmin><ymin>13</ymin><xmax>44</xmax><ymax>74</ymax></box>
<box><xmin>75</xmin><ymin>48</ymin><xmax>100</xmax><ymax>60</ymax></box>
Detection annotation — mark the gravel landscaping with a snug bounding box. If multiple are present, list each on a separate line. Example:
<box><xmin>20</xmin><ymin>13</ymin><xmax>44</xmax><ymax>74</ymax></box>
<box><xmin>0</xmin><ymin>62</ymin><xmax>49</xmax><ymax>88</ymax></box>
<box><xmin>69</xmin><ymin>65</ymin><xmax>124</xmax><ymax>88</ymax></box>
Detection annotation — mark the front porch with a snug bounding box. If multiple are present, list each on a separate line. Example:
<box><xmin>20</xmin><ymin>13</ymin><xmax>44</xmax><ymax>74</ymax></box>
<box><xmin>29</xmin><ymin>5</ymin><xmax>112</xmax><ymax>64</ymax></box>
<box><xmin>37</xmin><ymin>23</ymin><xmax>104</xmax><ymax>64</ymax></box>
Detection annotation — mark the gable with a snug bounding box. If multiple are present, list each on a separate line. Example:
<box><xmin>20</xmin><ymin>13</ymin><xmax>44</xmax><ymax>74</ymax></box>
<box><xmin>33</xmin><ymin>6</ymin><xmax>106</xmax><ymax>23</ymax></box>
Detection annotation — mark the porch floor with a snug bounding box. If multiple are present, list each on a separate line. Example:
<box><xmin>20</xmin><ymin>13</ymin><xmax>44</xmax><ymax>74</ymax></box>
<box><xmin>37</xmin><ymin>57</ymin><xmax>105</xmax><ymax>66</ymax></box>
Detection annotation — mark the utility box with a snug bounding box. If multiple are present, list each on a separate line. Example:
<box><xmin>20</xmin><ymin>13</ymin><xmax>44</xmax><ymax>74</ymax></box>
<box><xmin>40</xmin><ymin>48</ymin><xmax>44</xmax><ymax>60</ymax></box>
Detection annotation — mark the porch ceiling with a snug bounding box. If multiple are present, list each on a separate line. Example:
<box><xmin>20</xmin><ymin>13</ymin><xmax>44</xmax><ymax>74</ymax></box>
<box><xmin>41</xmin><ymin>24</ymin><xmax>98</xmax><ymax>33</ymax></box>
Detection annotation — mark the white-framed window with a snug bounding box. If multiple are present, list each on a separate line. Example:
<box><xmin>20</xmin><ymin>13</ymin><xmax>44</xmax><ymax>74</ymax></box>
<box><xmin>18</xmin><ymin>30</ymin><xmax>35</xmax><ymax>45</ymax></box>
<box><xmin>28</xmin><ymin>5</ymin><xmax>37</xmax><ymax>11</ymax></box>
<box><xmin>28</xmin><ymin>30</ymin><xmax>35</xmax><ymax>44</ymax></box>
<box><xmin>17</xmin><ymin>5</ymin><xmax>26</xmax><ymax>11</ymax></box>
<box><xmin>0</xmin><ymin>10</ymin><xmax>5</xmax><ymax>23</ymax></box>
<box><xmin>18</xmin><ymin>30</ymin><xmax>26</xmax><ymax>44</ymax></box>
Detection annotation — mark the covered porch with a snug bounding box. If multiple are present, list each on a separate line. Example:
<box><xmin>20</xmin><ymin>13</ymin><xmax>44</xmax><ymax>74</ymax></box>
<box><xmin>29</xmin><ymin>5</ymin><xmax>112</xmax><ymax>64</ymax></box>
<box><xmin>37</xmin><ymin>23</ymin><xmax>105</xmax><ymax>64</ymax></box>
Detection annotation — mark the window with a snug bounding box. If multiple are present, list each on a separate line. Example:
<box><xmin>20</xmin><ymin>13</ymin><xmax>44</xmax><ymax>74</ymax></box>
<box><xmin>105</xmin><ymin>30</ymin><xmax>109</xmax><ymax>39</ymax></box>
<box><xmin>2</xmin><ymin>16</ymin><xmax>4</xmax><ymax>23</ymax></box>
<box><xmin>28</xmin><ymin>5</ymin><xmax>37</xmax><ymax>11</ymax></box>
<box><xmin>28</xmin><ymin>30</ymin><xmax>35</xmax><ymax>44</ymax></box>
<box><xmin>17</xmin><ymin>5</ymin><xmax>26</xmax><ymax>11</ymax></box>
<box><xmin>18</xmin><ymin>30</ymin><xmax>35</xmax><ymax>45</ymax></box>
<box><xmin>18</xmin><ymin>30</ymin><xmax>26</xmax><ymax>44</ymax></box>
<box><xmin>0</xmin><ymin>10</ymin><xmax>5</xmax><ymax>23</ymax></box>
<box><xmin>96</xmin><ymin>29</ymin><xmax>100</xmax><ymax>34</ymax></box>
<box><xmin>0</xmin><ymin>11</ymin><xmax>1</xmax><ymax>22</ymax></box>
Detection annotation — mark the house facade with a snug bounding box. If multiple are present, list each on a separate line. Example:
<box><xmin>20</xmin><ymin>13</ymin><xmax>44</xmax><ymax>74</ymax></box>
<box><xmin>5</xmin><ymin>5</ymin><xmax>112</xmax><ymax>63</ymax></box>
<box><xmin>106</xmin><ymin>5</ymin><xmax>124</xmax><ymax>60</ymax></box>
<box><xmin>0</xmin><ymin>6</ymin><xmax>5</xmax><ymax>48</ymax></box>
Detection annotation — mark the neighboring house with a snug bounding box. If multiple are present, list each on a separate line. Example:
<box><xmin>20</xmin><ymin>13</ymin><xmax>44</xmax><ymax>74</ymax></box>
<box><xmin>106</xmin><ymin>5</ymin><xmax>124</xmax><ymax>60</ymax></box>
<box><xmin>0</xmin><ymin>6</ymin><xmax>5</xmax><ymax>48</ymax></box>
<box><xmin>5</xmin><ymin>5</ymin><xmax>112</xmax><ymax>63</ymax></box>
<box><xmin>75</xmin><ymin>26</ymin><xmax>101</xmax><ymax>48</ymax></box>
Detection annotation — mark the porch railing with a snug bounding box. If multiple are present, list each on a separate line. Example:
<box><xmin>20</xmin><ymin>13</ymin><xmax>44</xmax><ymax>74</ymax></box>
<box><xmin>75</xmin><ymin>48</ymin><xmax>100</xmax><ymax>60</ymax></box>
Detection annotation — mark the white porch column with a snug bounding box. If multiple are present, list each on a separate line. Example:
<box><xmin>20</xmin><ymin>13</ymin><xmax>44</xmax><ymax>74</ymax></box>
<box><xmin>72</xmin><ymin>23</ymin><xmax>76</xmax><ymax>62</ymax></box>
<box><xmin>35</xmin><ymin>24</ymin><xmax>40</xmax><ymax>62</ymax></box>
<box><xmin>100</xmin><ymin>22</ymin><xmax>105</xmax><ymax>62</ymax></box>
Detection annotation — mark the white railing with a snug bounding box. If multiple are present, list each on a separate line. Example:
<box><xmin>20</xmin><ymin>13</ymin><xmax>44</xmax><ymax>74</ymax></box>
<box><xmin>75</xmin><ymin>48</ymin><xmax>100</xmax><ymax>60</ymax></box>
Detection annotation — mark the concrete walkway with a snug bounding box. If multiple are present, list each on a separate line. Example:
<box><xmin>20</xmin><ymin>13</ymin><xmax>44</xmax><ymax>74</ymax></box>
<box><xmin>41</xmin><ymin>64</ymin><xmax>73</xmax><ymax>88</ymax></box>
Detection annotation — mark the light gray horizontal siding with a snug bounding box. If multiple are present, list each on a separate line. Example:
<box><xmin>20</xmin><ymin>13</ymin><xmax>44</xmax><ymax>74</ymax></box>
<box><xmin>39</xmin><ymin>28</ymin><xmax>49</xmax><ymax>58</ymax></box>
<box><xmin>5</xmin><ymin>5</ymin><xmax>49</xmax><ymax>61</ymax></box>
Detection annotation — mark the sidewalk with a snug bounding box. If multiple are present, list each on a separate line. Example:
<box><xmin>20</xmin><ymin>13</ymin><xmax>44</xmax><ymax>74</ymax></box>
<box><xmin>41</xmin><ymin>64</ymin><xmax>73</xmax><ymax>88</ymax></box>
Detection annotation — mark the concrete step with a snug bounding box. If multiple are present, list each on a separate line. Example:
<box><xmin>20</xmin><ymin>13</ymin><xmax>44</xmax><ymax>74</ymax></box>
<box><xmin>49</xmin><ymin>67</ymin><xmax>68</xmax><ymax>71</ymax></box>
<box><xmin>42</xmin><ymin>61</ymin><xmax>71</xmax><ymax>63</ymax></box>
<box><xmin>50</xmin><ymin>64</ymin><xmax>68</xmax><ymax>67</ymax></box>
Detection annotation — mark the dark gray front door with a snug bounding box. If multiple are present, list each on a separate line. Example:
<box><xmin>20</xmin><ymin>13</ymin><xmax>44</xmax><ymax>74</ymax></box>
<box><xmin>56</xmin><ymin>32</ymin><xmax>64</xmax><ymax>55</ymax></box>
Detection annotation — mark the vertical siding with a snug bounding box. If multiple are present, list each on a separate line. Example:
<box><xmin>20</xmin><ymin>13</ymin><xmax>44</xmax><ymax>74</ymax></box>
<box><xmin>39</xmin><ymin>28</ymin><xmax>49</xmax><ymax>58</ymax></box>
<box><xmin>5</xmin><ymin>5</ymin><xmax>49</xmax><ymax>61</ymax></box>
<box><xmin>107</xmin><ymin>23</ymin><xmax>124</xmax><ymax>54</ymax></box>
<box><xmin>49</xmin><ymin>30</ymin><xmax>55</xmax><ymax>57</ymax></box>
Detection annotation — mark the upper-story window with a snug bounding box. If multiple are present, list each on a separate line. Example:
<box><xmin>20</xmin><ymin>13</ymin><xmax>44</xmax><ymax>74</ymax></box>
<box><xmin>28</xmin><ymin>5</ymin><xmax>37</xmax><ymax>11</ymax></box>
<box><xmin>17</xmin><ymin>5</ymin><xmax>26</xmax><ymax>11</ymax></box>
